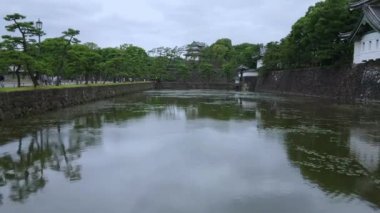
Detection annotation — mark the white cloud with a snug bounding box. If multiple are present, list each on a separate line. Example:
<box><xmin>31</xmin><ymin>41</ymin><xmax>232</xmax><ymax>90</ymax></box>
<box><xmin>0</xmin><ymin>0</ymin><xmax>321</xmax><ymax>50</ymax></box>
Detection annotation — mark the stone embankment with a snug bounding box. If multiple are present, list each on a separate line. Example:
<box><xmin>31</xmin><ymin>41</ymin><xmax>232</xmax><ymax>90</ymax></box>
<box><xmin>3</xmin><ymin>67</ymin><xmax>379</xmax><ymax>122</ymax></box>
<box><xmin>255</xmin><ymin>63</ymin><xmax>380</xmax><ymax>102</ymax></box>
<box><xmin>0</xmin><ymin>82</ymin><xmax>154</xmax><ymax>121</ymax></box>
<box><xmin>156</xmin><ymin>82</ymin><xmax>234</xmax><ymax>90</ymax></box>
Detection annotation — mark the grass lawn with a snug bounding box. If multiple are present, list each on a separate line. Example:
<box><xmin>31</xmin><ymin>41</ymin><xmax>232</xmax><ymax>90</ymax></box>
<box><xmin>0</xmin><ymin>82</ymin><xmax>150</xmax><ymax>93</ymax></box>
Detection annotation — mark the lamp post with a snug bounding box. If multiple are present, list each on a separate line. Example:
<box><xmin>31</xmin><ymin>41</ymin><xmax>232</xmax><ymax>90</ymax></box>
<box><xmin>237</xmin><ymin>65</ymin><xmax>247</xmax><ymax>91</ymax></box>
<box><xmin>36</xmin><ymin>19</ymin><xmax>43</xmax><ymax>50</ymax></box>
<box><xmin>35</xmin><ymin>19</ymin><xmax>43</xmax><ymax>85</ymax></box>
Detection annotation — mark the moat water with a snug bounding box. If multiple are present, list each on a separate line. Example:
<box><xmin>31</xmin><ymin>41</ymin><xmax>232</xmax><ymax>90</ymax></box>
<box><xmin>0</xmin><ymin>90</ymin><xmax>379</xmax><ymax>213</ymax></box>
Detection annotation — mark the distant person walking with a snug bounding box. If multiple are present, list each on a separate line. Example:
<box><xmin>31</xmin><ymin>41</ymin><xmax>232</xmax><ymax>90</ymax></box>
<box><xmin>0</xmin><ymin>75</ymin><xmax>4</xmax><ymax>88</ymax></box>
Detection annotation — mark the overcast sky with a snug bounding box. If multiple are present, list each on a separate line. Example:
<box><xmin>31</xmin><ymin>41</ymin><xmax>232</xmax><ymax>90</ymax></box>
<box><xmin>1</xmin><ymin>0</ymin><xmax>321</xmax><ymax>50</ymax></box>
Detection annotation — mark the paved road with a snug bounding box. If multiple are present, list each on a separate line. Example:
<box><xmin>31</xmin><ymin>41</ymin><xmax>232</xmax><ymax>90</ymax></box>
<box><xmin>1</xmin><ymin>81</ymin><xmax>33</xmax><ymax>88</ymax></box>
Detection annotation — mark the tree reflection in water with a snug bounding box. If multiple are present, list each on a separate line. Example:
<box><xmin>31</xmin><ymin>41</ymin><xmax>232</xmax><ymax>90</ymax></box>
<box><xmin>146</xmin><ymin>93</ymin><xmax>380</xmax><ymax>208</ymax></box>
<box><xmin>256</xmin><ymin>99</ymin><xmax>380</xmax><ymax>208</ymax></box>
<box><xmin>0</xmin><ymin>112</ymin><xmax>105</xmax><ymax>204</ymax></box>
<box><xmin>0</xmin><ymin>91</ymin><xmax>379</xmax><ymax>209</ymax></box>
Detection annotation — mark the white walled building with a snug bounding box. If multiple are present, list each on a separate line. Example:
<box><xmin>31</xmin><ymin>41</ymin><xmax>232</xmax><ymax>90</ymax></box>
<box><xmin>253</xmin><ymin>45</ymin><xmax>267</xmax><ymax>69</ymax></box>
<box><xmin>258</xmin><ymin>45</ymin><xmax>267</xmax><ymax>69</ymax></box>
<box><xmin>256</xmin><ymin>59</ymin><xmax>264</xmax><ymax>69</ymax></box>
<box><xmin>353</xmin><ymin>32</ymin><xmax>380</xmax><ymax>64</ymax></box>
<box><xmin>252</xmin><ymin>44</ymin><xmax>267</xmax><ymax>69</ymax></box>
<box><xmin>342</xmin><ymin>0</ymin><xmax>380</xmax><ymax>64</ymax></box>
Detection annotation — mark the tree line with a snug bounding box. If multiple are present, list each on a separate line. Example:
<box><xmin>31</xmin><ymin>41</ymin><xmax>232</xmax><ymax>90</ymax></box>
<box><xmin>262</xmin><ymin>0</ymin><xmax>361</xmax><ymax>72</ymax></box>
<box><xmin>0</xmin><ymin>13</ymin><xmax>261</xmax><ymax>87</ymax></box>
<box><xmin>0</xmin><ymin>1</ymin><xmax>365</xmax><ymax>87</ymax></box>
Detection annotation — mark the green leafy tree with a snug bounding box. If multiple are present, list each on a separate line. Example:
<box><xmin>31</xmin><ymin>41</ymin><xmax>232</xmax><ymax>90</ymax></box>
<box><xmin>67</xmin><ymin>44</ymin><xmax>101</xmax><ymax>84</ymax></box>
<box><xmin>0</xmin><ymin>50</ymin><xmax>33</xmax><ymax>87</ymax></box>
<box><xmin>121</xmin><ymin>44</ymin><xmax>149</xmax><ymax>80</ymax></box>
<box><xmin>177</xmin><ymin>63</ymin><xmax>190</xmax><ymax>82</ymax></box>
<box><xmin>2</xmin><ymin>13</ymin><xmax>44</xmax><ymax>87</ymax></box>
<box><xmin>262</xmin><ymin>42</ymin><xmax>283</xmax><ymax>73</ymax></box>
<box><xmin>233</xmin><ymin>43</ymin><xmax>260</xmax><ymax>68</ymax></box>
<box><xmin>149</xmin><ymin>56</ymin><xmax>170</xmax><ymax>80</ymax></box>
<box><xmin>262</xmin><ymin>0</ymin><xmax>361</xmax><ymax>70</ymax></box>
<box><xmin>148</xmin><ymin>46</ymin><xmax>186</xmax><ymax>81</ymax></box>
<box><xmin>200</xmin><ymin>62</ymin><xmax>213</xmax><ymax>82</ymax></box>
<box><xmin>99</xmin><ymin>47</ymin><xmax>124</xmax><ymax>83</ymax></box>
<box><xmin>222</xmin><ymin>60</ymin><xmax>238</xmax><ymax>82</ymax></box>
<box><xmin>40</xmin><ymin>38</ymin><xmax>67</xmax><ymax>78</ymax></box>
<box><xmin>55</xmin><ymin>29</ymin><xmax>80</xmax><ymax>84</ymax></box>
<box><xmin>209</xmin><ymin>38</ymin><xmax>233</xmax><ymax>70</ymax></box>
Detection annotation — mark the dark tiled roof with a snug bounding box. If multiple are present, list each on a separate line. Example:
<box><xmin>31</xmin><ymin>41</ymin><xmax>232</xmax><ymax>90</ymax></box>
<box><xmin>350</xmin><ymin>0</ymin><xmax>377</xmax><ymax>9</ymax></box>
<box><xmin>189</xmin><ymin>41</ymin><xmax>206</xmax><ymax>48</ymax></box>
<box><xmin>237</xmin><ymin>65</ymin><xmax>249</xmax><ymax>71</ymax></box>
<box><xmin>339</xmin><ymin>31</ymin><xmax>353</xmax><ymax>39</ymax></box>
<box><xmin>245</xmin><ymin>69</ymin><xmax>258</xmax><ymax>73</ymax></box>
<box><xmin>341</xmin><ymin>3</ymin><xmax>380</xmax><ymax>41</ymax></box>
<box><xmin>364</xmin><ymin>5</ymin><xmax>380</xmax><ymax>30</ymax></box>
<box><xmin>370</xmin><ymin>5</ymin><xmax>380</xmax><ymax>18</ymax></box>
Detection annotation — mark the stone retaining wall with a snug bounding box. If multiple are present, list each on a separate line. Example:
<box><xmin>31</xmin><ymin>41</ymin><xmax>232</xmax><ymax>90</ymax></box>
<box><xmin>0</xmin><ymin>82</ymin><xmax>154</xmax><ymax>121</ymax></box>
<box><xmin>157</xmin><ymin>82</ymin><xmax>234</xmax><ymax>90</ymax></box>
<box><xmin>255</xmin><ymin>63</ymin><xmax>380</xmax><ymax>102</ymax></box>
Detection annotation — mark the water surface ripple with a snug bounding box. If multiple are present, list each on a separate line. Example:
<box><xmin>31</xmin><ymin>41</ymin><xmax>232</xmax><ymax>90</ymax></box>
<box><xmin>0</xmin><ymin>90</ymin><xmax>379</xmax><ymax>213</ymax></box>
